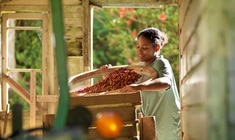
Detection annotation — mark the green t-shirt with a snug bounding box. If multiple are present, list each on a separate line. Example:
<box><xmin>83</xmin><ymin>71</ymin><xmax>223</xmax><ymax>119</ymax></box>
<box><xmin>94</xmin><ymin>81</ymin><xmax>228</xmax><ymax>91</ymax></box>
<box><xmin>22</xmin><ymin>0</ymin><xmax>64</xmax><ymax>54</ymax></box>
<box><xmin>139</xmin><ymin>55</ymin><xmax>180</xmax><ymax>140</ymax></box>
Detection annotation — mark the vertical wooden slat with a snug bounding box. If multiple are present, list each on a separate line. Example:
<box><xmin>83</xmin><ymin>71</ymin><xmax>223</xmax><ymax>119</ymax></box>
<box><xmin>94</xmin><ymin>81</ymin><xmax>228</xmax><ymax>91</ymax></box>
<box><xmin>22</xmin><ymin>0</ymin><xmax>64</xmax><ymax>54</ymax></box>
<box><xmin>30</xmin><ymin>70</ymin><xmax>36</xmax><ymax>128</ymax></box>
<box><xmin>42</xmin><ymin>13</ymin><xmax>51</xmax><ymax>114</ymax></box>
<box><xmin>83</xmin><ymin>0</ymin><xmax>91</xmax><ymax>69</ymax></box>
<box><xmin>2</xmin><ymin>104</ymin><xmax>10</xmax><ymax>135</ymax></box>
<box><xmin>42</xmin><ymin>14</ymin><xmax>48</xmax><ymax>97</ymax></box>
<box><xmin>139</xmin><ymin>116</ymin><xmax>156</xmax><ymax>140</ymax></box>
<box><xmin>1</xmin><ymin>14</ymin><xmax>8</xmax><ymax>111</ymax></box>
<box><xmin>47</xmin><ymin>12</ymin><xmax>59</xmax><ymax>114</ymax></box>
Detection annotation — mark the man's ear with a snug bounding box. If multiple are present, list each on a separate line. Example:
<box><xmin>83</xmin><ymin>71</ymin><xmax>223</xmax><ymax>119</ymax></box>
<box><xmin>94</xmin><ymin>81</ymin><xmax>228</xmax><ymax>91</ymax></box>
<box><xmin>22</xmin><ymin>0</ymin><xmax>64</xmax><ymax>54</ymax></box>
<box><xmin>155</xmin><ymin>45</ymin><xmax>161</xmax><ymax>52</ymax></box>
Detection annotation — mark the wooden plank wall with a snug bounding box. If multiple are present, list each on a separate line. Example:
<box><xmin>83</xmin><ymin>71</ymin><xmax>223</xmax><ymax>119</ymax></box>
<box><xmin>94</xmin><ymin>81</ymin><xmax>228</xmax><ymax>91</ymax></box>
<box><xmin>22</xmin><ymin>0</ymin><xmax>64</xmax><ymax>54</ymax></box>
<box><xmin>179</xmin><ymin>0</ymin><xmax>235</xmax><ymax>139</ymax></box>
<box><xmin>63</xmin><ymin>0</ymin><xmax>83</xmax><ymax>56</ymax></box>
<box><xmin>179</xmin><ymin>1</ymin><xmax>208</xmax><ymax>139</ymax></box>
<box><xmin>61</xmin><ymin>0</ymin><xmax>89</xmax><ymax>76</ymax></box>
<box><xmin>0</xmin><ymin>0</ymin><xmax>49</xmax><ymax>11</ymax></box>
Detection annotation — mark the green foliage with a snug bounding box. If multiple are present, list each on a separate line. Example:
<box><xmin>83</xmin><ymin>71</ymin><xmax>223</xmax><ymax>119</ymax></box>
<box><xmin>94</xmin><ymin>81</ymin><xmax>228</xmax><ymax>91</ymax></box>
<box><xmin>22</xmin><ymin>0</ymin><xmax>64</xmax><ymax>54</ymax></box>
<box><xmin>93</xmin><ymin>6</ymin><xmax>179</xmax><ymax>85</ymax></box>
<box><xmin>15</xmin><ymin>30</ymin><xmax>42</xmax><ymax>69</ymax></box>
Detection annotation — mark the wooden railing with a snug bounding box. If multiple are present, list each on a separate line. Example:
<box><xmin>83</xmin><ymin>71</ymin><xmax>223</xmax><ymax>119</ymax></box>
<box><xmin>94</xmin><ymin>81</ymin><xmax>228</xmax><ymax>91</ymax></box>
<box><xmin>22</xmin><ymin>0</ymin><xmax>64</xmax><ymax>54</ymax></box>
<box><xmin>2</xmin><ymin>69</ymin><xmax>43</xmax><ymax>128</ymax></box>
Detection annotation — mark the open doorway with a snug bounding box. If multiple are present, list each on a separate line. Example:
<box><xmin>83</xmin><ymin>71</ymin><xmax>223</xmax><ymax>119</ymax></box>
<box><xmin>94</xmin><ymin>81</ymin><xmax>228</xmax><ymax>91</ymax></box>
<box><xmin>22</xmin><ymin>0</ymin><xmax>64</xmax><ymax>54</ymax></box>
<box><xmin>92</xmin><ymin>6</ymin><xmax>179</xmax><ymax>86</ymax></box>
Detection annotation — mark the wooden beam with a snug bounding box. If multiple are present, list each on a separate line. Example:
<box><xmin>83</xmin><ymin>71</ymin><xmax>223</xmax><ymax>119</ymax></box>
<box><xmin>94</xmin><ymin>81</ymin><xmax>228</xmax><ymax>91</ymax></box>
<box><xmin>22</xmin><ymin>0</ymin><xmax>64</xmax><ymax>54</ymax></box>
<box><xmin>3</xmin><ymin>13</ymin><xmax>45</xmax><ymax>20</ymax></box>
<box><xmin>41</xmin><ymin>13</ymin><xmax>48</xmax><ymax>99</ymax></box>
<box><xmin>82</xmin><ymin>0</ymin><xmax>91</xmax><ymax>67</ymax></box>
<box><xmin>8</xmin><ymin>69</ymin><xmax>42</xmax><ymax>73</ymax></box>
<box><xmin>0</xmin><ymin>0</ymin><xmax>48</xmax><ymax>5</ymax></box>
<box><xmin>0</xmin><ymin>6</ymin><xmax>49</xmax><ymax>11</ymax></box>
<box><xmin>7</xmin><ymin>27</ymin><xmax>42</xmax><ymax>30</ymax></box>
<box><xmin>62</xmin><ymin>0</ymin><xmax>82</xmax><ymax>5</ymax></box>
<box><xmin>3</xmin><ymin>74</ymin><xmax>43</xmax><ymax>110</ymax></box>
<box><xmin>89</xmin><ymin>0</ymin><xmax>177</xmax><ymax>8</ymax></box>
<box><xmin>37</xmin><ymin>95</ymin><xmax>59</xmax><ymax>103</ymax></box>
<box><xmin>1</xmin><ymin>14</ymin><xmax>7</xmax><ymax>111</ymax></box>
<box><xmin>70</xmin><ymin>92</ymin><xmax>142</xmax><ymax>107</ymax></box>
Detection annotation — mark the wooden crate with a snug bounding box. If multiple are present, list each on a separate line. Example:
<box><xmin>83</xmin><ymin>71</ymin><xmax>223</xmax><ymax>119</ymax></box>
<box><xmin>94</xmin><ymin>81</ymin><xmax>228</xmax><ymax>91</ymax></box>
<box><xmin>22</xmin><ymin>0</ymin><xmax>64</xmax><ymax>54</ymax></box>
<box><xmin>70</xmin><ymin>92</ymin><xmax>142</xmax><ymax>140</ymax></box>
<box><xmin>42</xmin><ymin>92</ymin><xmax>142</xmax><ymax>140</ymax></box>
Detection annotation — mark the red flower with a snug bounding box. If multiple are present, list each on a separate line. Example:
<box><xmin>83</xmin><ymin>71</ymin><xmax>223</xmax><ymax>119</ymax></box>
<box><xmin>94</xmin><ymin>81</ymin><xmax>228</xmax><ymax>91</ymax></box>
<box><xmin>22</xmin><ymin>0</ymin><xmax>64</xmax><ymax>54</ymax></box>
<box><xmin>159</xmin><ymin>13</ymin><xmax>166</xmax><ymax>21</ymax></box>
<box><xmin>128</xmin><ymin>8</ymin><xmax>134</xmax><ymax>13</ymax></box>
<box><xmin>131</xmin><ymin>31</ymin><xmax>137</xmax><ymax>37</ymax></box>
<box><xmin>126</xmin><ymin>20</ymin><xmax>132</xmax><ymax>26</ymax></box>
<box><xmin>119</xmin><ymin>8</ymin><xmax>126</xmax><ymax>18</ymax></box>
<box><xmin>131</xmin><ymin>15</ymin><xmax>136</xmax><ymax>20</ymax></box>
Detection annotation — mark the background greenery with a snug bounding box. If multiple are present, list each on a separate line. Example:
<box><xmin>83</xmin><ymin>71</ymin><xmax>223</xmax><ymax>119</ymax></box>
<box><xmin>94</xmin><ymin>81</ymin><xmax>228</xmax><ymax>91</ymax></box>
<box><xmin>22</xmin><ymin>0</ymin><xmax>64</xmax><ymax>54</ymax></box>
<box><xmin>93</xmin><ymin>6</ymin><xmax>179</xmax><ymax>86</ymax></box>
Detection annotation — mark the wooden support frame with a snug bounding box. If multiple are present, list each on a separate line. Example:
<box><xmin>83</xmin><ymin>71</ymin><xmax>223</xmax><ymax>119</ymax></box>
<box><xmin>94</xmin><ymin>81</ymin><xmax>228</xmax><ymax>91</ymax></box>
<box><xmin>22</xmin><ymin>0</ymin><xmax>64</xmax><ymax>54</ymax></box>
<box><xmin>1</xmin><ymin>13</ymin><xmax>48</xmax><ymax>128</ymax></box>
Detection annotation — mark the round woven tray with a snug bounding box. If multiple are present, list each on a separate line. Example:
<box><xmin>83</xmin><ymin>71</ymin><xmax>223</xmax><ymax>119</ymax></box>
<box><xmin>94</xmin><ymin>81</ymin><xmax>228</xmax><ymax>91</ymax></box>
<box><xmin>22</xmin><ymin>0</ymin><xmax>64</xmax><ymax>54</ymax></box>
<box><xmin>69</xmin><ymin>65</ymin><xmax>157</xmax><ymax>95</ymax></box>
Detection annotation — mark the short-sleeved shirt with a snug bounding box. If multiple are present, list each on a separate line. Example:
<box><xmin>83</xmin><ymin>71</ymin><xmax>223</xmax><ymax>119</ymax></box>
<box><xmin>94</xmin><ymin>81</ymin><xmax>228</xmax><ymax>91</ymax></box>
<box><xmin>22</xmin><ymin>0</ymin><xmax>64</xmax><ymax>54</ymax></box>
<box><xmin>138</xmin><ymin>55</ymin><xmax>180</xmax><ymax>140</ymax></box>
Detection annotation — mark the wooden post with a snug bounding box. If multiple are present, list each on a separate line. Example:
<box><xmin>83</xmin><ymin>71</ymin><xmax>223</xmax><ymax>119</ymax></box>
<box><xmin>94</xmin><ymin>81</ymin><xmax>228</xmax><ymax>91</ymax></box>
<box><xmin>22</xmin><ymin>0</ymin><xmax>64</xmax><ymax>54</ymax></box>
<box><xmin>139</xmin><ymin>116</ymin><xmax>156</xmax><ymax>140</ymax></box>
<box><xmin>42</xmin><ymin>114</ymin><xmax>55</xmax><ymax>128</ymax></box>
<box><xmin>2</xmin><ymin>104</ymin><xmax>10</xmax><ymax>135</ymax></box>
<box><xmin>1</xmin><ymin>14</ymin><xmax>8</xmax><ymax>111</ymax></box>
<box><xmin>30</xmin><ymin>70</ymin><xmax>36</xmax><ymax>128</ymax></box>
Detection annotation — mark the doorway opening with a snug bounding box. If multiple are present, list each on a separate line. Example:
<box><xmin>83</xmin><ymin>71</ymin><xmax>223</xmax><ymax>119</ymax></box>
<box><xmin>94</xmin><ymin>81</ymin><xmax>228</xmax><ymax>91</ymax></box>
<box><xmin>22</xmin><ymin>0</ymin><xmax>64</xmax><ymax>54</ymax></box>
<box><xmin>92</xmin><ymin>6</ymin><xmax>179</xmax><ymax>86</ymax></box>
